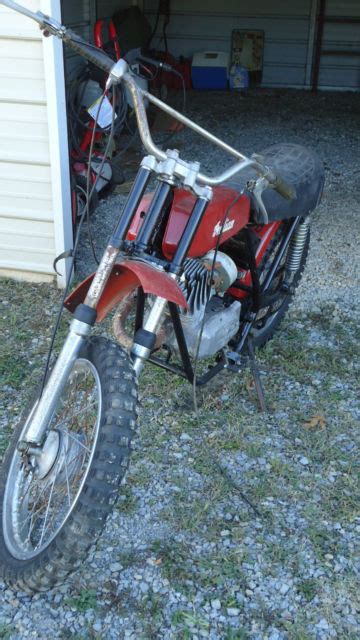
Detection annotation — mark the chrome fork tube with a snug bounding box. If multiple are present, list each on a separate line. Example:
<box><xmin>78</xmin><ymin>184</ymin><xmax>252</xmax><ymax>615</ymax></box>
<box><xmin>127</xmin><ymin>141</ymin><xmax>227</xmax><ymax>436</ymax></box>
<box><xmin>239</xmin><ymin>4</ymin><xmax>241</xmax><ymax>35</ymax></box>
<box><xmin>131</xmin><ymin>297</ymin><xmax>168</xmax><ymax>378</ymax></box>
<box><xmin>21</xmin><ymin>319</ymin><xmax>92</xmax><ymax>446</ymax></box>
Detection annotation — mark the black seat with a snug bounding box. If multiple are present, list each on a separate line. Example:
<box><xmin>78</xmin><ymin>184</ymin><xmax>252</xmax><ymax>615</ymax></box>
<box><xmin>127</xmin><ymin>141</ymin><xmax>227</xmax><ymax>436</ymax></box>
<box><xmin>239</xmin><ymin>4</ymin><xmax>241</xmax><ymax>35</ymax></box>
<box><xmin>226</xmin><ymin>143</ymin><xmax>325</xmax><ymax>222</ymax></box>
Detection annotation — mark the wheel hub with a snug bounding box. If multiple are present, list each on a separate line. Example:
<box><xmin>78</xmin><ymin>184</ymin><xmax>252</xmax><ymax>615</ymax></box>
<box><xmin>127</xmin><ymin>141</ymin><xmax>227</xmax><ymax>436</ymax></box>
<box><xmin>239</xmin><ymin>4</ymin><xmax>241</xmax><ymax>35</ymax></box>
<box><xmin>32</xmin><ymin>429</ymin><xmax>85</xmax><ymax>483</ymax></box>
<box><xmin>32</xmin><ymin>430</ymin><xmax>60</xmax><ymax>480</ymax></box>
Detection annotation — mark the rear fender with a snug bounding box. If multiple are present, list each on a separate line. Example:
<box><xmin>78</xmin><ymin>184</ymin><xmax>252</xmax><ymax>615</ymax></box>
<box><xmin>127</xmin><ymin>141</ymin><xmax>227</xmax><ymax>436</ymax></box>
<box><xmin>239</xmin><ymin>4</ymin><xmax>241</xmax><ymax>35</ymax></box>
<box><xmin>64</xmin><ymin>259</ymin><xmax>187</xmax><ymax>322</ymax></box>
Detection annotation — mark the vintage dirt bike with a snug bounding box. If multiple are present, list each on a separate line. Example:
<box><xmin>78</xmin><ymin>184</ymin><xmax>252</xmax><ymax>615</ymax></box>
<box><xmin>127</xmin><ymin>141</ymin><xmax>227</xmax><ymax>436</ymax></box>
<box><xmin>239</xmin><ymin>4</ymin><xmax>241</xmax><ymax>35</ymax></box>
<box><xmin>0</xmin><ymin>1</ymin><xmax>324</xmax><ymax>592</ymax></box>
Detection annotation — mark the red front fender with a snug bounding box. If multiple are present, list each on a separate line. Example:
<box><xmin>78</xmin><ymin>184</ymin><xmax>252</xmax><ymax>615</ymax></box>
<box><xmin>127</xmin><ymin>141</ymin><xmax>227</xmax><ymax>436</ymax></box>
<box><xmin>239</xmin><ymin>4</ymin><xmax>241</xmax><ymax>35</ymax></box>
<box><xmin>64</xmin><ymin>260</ymin><xmax>187</xmax><ymax>322</ymax></box>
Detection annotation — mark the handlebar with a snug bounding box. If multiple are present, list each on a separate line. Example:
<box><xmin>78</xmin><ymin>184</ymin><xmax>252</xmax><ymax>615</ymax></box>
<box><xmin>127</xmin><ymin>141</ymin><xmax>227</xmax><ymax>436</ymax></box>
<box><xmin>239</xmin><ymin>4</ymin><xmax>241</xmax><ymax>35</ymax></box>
<box><xmin>63</xmin><ymin>31</ymin><xmax>114</xmax><ymax>74</ymax></box>
<box><xmin>0</xmin><ymin>0</ymin><xmax>295</xmax><ymax>201</ymax></box>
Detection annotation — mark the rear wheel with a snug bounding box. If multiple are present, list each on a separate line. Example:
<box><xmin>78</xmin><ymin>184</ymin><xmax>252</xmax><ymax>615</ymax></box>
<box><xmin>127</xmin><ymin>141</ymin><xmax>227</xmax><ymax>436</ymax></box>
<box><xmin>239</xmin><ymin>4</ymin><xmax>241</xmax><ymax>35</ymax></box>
<box><xmin>0</xmin><ymin>337</ymin><xmax>137</xmax><ymax>593</ymax></box>
<box><xmin>250</xmin><ymin>219</ymin><xmax>310</xmax><ymax>348</ymax></box>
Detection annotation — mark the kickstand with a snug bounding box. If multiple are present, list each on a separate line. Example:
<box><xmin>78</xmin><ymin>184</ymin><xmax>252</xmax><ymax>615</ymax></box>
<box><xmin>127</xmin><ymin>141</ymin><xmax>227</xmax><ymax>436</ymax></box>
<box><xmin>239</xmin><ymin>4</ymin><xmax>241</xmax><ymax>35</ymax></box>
<box><xmin>247</xmin><ymin>337</ymin><xmax>267</xmax><ymax>413</ymax></box>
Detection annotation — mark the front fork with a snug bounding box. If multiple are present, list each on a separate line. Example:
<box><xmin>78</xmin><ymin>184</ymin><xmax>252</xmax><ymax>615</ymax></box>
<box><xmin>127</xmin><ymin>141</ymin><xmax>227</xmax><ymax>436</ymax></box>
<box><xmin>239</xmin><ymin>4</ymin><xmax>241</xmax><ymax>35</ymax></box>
<box><xmin>20</xmin><ymin>318</ymin><xmax>92</xmax><ymax>446</ymax></box>
<box><xmin>19</xmin><ymin>164</ymin><xmax>154</xmax><ymax>448</ymax></box>
<box><xmin>19</xmin><ymin>263</ymin><xmax>167</xmax><ymax>449</ymax></box>
<box><xmin>131</xmin><ymin>296</ymin><xmax>168</xmax><ymax>377</ymax></box>
<box><xmin>21</xmin><ymin>294</ymin><xmax>166</xmax><ymax>448</ymax></box>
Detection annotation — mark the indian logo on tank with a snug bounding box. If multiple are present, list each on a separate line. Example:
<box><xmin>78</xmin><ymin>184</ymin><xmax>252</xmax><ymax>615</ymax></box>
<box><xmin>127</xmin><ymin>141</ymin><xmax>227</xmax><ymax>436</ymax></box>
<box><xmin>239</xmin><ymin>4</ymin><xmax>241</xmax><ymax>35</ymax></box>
<box><xmin>212</xmin><ymin>218</ymin><xmax>235</xmax><ymax>237</ymax></box>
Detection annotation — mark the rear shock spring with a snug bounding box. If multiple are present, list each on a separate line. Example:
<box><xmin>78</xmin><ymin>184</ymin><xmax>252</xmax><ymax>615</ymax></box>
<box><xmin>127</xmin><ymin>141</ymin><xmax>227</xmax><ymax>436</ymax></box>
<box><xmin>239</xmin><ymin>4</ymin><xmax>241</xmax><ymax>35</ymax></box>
<box><xmin>286</xmin><ymin>218</ymin><xmax>310</xmax><ymax>272</ymax></box>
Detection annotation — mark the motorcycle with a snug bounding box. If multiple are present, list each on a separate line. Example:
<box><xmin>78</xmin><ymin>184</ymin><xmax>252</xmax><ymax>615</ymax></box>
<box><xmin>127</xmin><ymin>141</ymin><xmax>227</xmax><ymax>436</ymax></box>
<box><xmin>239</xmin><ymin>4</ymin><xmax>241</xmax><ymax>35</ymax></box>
<box><xmin>0</xmin><ymin>1</ymin><xmax>324</xmax><ymax>593</ymax></box>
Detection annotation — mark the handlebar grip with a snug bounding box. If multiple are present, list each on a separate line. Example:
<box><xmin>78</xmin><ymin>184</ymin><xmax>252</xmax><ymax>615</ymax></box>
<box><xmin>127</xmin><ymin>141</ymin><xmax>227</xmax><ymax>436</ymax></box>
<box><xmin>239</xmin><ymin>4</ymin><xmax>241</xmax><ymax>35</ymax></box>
<box><xmin>138</xmin><ymin>54</ymin><xmax>173</xmax><ymax>73</ymax></box>
<box><xmin>272</xmin><ymin>175</ymin><xmax>296</xmax><ymax>201</ymax></box>
<box><xmin>252</xmin><ymin>153</ymin><xmax>296</xmax><ymax>201</ymax></box>
<box><xmin>63</xmin><ymin>30</ymin><xmax>114</xmax><ymax>74</ymax></box>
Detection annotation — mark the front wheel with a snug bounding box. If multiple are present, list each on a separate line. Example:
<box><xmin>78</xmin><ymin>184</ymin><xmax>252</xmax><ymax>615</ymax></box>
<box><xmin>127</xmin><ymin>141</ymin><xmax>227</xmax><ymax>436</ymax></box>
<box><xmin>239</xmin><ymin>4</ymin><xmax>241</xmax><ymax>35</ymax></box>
<box><xmin>0</xmin><ymin>337</ymin><xmax>137</xmax><ymax>593</ymax></box>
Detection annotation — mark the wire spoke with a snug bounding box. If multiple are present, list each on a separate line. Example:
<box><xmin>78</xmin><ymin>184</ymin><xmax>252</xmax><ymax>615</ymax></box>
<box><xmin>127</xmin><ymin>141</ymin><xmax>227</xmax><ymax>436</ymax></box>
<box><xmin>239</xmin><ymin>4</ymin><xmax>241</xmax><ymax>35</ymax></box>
<box><xmin>53</xmin><ymin>401</ymin><xmax>97</xmax><ymax>431</ymax></box>
<box><xmin>22</xmin><ymin>496</ymin><xmax>48</xmax><ymax>534</ymax></box>
<box><xmin>8</xmin><ymin>357</ymin><xmax>102</xmax><ymax>557</ymax></box>
<box><xmin>65</xmin><ymin>430</ymin><xmax>92</xmax><ymax>454</ymax></box>
<box><xmin>19</xmin><ymin>471</ymin><xmax>36</xmax><ymax>506</ymax></box>
<box><xmin>64</xmin><ymin>452</ymin><xmax>72</xmax><ymax>509</ymax></box>
<box><xmin>38</xmin><ymin>473</ymin><xmax>57</xmax><ymax>548</ymax></box>
<box><xmin>20</xmin><ymin>476</ymin><xmax>52</xmax><ymax>528</ymax></box>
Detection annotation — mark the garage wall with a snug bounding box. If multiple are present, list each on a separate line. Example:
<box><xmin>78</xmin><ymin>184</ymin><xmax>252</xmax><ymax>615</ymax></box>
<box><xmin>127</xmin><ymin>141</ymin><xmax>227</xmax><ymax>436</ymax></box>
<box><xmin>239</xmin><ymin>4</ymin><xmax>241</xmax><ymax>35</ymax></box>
<box><xmin>143</xmin><ymin>0</ymin><xmax>314</xmax><ymax>88</ymax></box>
<box><xmin>318</xmin><ymin>0</ymin><xmax>360</xmax><ymax>90</ymax></box>
<box><xmin>0</xmin><ymin>0</ymin><xmax>55</xmax><ymax>281</ymax></box>
<box><xmin>96</xmin><ymin>0</ymin><xmax>130</xmax><ymax>18</ymax></box>
<box><xmin>62</xmin><ymin>0</ymin><xmax>359</xmax><ymax>91</ymax></box>
<box><xmin>62</xmin><ymin>0</ymin><xmax>93</xmax><ymax>78</ymax></box>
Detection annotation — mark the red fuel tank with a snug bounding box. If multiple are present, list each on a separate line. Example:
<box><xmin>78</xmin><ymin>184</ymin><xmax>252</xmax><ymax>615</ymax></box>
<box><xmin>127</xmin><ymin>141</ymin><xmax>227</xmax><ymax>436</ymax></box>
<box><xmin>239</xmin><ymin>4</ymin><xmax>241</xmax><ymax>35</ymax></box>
<box><xmin>127</xmin><ymin>186</ymin><xmax>250</xmax><ymax>259</ymax></box>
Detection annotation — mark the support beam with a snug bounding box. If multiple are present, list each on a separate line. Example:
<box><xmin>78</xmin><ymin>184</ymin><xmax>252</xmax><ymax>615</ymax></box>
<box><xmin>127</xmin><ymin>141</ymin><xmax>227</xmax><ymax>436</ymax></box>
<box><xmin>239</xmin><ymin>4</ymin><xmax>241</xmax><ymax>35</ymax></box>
<box><xmin>41</xmin><ymin>0</ymin><xmax>73</xmax><ymax>287</ymax></box>
<box><xmin>312</xmin><ymin>0</ymin><xmax>327</xmax><ymax>91</ymax></box>
<box><xmin>305</xmin><ymin>0</ymin><xmax>320</xmax><ymax>88</ymax></box>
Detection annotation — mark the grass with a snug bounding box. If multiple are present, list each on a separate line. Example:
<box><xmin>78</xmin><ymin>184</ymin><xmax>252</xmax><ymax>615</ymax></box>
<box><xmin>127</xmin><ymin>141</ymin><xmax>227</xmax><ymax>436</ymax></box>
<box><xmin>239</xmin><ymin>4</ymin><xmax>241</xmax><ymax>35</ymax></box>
<box><xmin>0</xmin><ymin>626</ymin><xmax>15</xmax><ymax>640</ymax></box>
<box><xmin>150</xmin><ymin>539</ymin><xmax>248</xmax><ymax>598</ymax></box>
<box><xmin>297</xmin><ymin>578</ymin><xmax>319</xmax><ymax>602</ymax></box>
<box><xmin>65</xmin><ymin>589</ymin><xmax>98</xmax><ymax>613</ymax></box>
<box><xmin>0</xmin><ymin>277</ymin><xmax>359</xmax><ymax>638</ymax></box>
<box><xmin>114</xmin><ymin>484</ymin><xmax>139</xmax><ymax>514</ymax></box>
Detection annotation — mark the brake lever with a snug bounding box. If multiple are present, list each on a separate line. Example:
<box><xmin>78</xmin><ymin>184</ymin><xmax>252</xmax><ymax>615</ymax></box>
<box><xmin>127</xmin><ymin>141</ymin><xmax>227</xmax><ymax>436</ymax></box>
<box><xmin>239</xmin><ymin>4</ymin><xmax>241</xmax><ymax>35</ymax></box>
<box><xmin>252</xmin><ymin>153</ymin><xmax>296</xmax><ymax>201</ymax></box>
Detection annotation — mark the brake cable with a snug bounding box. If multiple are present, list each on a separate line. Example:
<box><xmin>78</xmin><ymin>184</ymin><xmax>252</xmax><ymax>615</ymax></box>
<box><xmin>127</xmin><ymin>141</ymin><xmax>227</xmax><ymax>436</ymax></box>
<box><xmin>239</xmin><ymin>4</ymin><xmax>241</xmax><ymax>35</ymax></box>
<box><xmin>192</xmin><ymin>192</ymin><xmax>243</xmax><ymax>414</ymax></box>
<box><xmin>40</xmin><ymin>90</ymin><xmax>117</xmax><ymax>395</ymax></box>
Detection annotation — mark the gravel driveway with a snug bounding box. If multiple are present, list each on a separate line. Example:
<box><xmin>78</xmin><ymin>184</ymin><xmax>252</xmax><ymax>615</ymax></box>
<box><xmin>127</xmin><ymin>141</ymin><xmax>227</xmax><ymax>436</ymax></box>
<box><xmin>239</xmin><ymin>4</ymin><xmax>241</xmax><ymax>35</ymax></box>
<box><xmin>78</xmin><ymin>88</ymin><xmax>360</xmax><ymax>318</ymax></box>
<box><xmin>0</xmin><ymin>89</ymin><xmax>359</xmax><ymax>639</ymax></box>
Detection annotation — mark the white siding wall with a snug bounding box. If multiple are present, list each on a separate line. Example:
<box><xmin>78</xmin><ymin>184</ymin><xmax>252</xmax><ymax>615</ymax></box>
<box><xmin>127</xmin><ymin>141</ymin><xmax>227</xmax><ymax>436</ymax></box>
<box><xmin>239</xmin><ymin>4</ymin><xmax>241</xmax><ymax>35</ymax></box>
<box><xmin>0</xmin><ymin>0</ymin><xmax>55</xmax><ymax>281</ymax></box>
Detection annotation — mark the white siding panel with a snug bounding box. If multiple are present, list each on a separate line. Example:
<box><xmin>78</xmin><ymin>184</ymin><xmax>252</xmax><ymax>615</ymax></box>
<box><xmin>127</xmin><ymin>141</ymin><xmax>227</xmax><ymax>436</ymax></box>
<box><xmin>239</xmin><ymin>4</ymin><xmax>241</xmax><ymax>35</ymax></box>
<box><xmin>0</xmin><ymin>162</ymin><xmax>53</xmax><ymax>221</ymax></box>
<box><xmin>0</xmin><ymin>1</ymin><xmax>42</xmax><ymax>39</ymax></box>
<box><xmin>0</xmin><ymin>102</ymin><xmax>49</xmax><ymax>165</ymax></box>
<box><xmin>0</xmin><ymin>38</ymin><xmax>42</xmax><ymax>60</ymax></box>
<box><xmin>0</xmin><ymin>223</ymin><xmax>54</xmax><ymax>256</ymax></box>
<box><xmin>0</xmin><ymin>1</ymin><xmax>56</xmax><ymax>281</ymax></box>
<box><xmin>0</xmin><ymin>210</ymin><xmax>55</xmax><ymax>276</ymax></box>
<box><xmin>0</xmin><ymin>38</ymin><xmax>46</xmax><ymax>103</ymax></box>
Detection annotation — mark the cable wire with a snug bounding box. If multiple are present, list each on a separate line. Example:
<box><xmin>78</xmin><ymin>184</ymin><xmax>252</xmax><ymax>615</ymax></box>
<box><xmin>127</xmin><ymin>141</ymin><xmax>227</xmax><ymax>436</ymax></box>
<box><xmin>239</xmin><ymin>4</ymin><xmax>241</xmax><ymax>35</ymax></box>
<box><xmin>40</xmin><ymin>88</ymin><xmax>117</xmax><ymax>396</ymax></box>
<box><xmin>192</xmin><ymin>192</ymin><xmax>243</xmax><ymax>414</ymax></box>
<box><xmin>85</xmin><ymin>88</ymin><xmax>117</xmax><ymax>264</ymax></box>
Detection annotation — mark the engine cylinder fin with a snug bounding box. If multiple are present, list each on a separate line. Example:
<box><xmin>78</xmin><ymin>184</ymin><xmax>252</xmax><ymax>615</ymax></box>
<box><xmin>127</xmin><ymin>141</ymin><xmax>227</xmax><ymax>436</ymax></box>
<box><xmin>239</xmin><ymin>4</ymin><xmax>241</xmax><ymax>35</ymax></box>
<box><xmin>179</xmin><ymin>258</ymin><xmax>211</xmax><ymax>314</ymax></box>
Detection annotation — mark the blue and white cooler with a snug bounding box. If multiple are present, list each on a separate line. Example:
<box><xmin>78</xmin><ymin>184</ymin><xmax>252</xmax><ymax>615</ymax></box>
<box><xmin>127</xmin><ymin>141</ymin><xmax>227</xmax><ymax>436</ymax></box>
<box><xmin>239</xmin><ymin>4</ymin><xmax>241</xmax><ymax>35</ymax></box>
<box><xmin>191</xmin><ymin>51</ymin><xmax>229</xmax><ymax>90</ymax></box>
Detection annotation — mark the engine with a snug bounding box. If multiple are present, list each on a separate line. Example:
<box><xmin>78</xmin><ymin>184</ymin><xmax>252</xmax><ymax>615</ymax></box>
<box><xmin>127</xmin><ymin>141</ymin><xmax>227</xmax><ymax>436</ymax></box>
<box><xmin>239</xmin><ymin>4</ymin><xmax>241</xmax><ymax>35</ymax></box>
<box><xmin>171</xmin><ymin>251</ymin><xmax>241</xmax><ymax>359</ymax></box>
<box><xmin>112</xmin><ymin>250</ymin><xmax>241</xmax><ymax>359</ymax></box>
